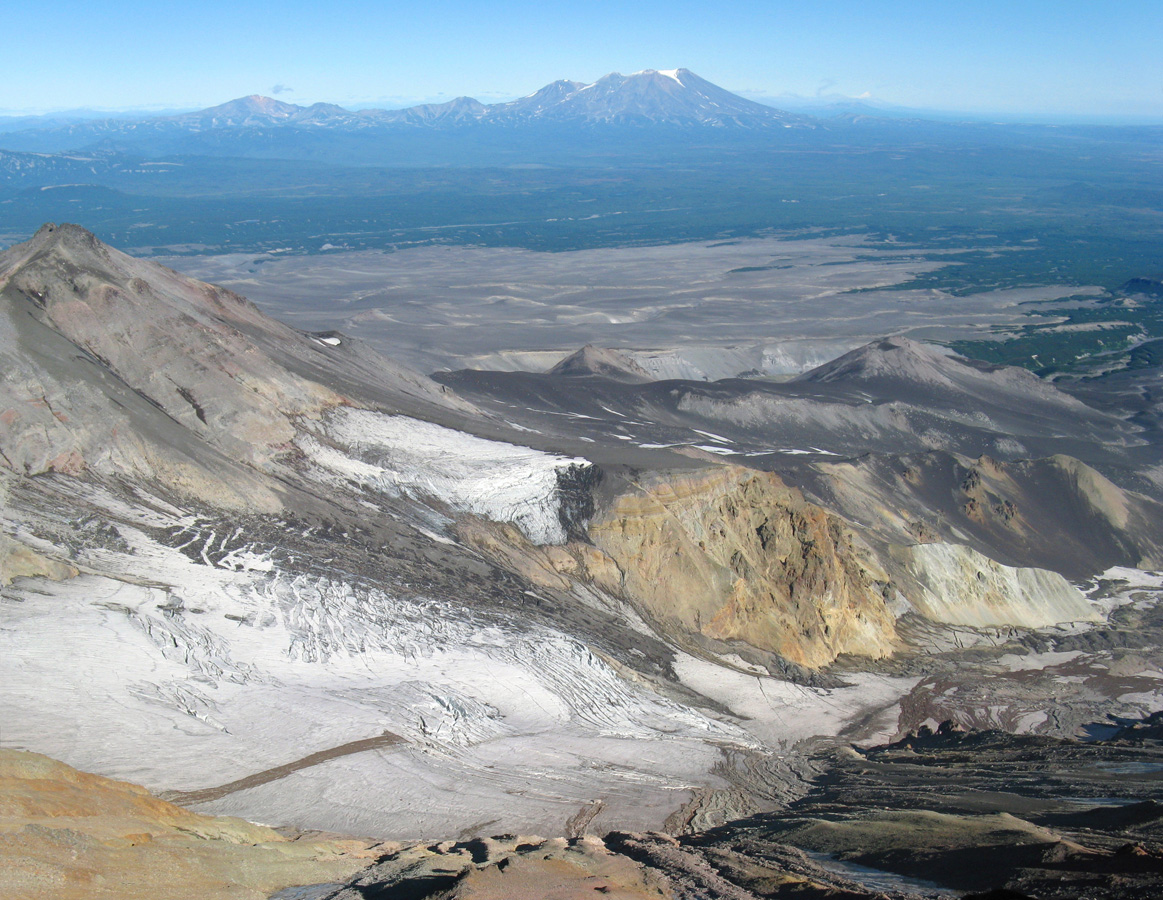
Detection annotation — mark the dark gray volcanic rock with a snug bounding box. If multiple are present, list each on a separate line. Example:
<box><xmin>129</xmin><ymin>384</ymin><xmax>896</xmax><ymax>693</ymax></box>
<box><xmin>722</xmin><ymin>719</ymin><xmax>1163</xmax><ymax>899</ymax></box>
<box><xmin>546</xmin><ymin>345</ymin><xmax>653</xmax><ymax>382</ymax></box>
<box><xmin>796</xmin><ymin>335</ymin><xmax>986</xmax><ymax>383</ymax></box>
<box><xmin>436</xmin><ymin>333</ymin><xmax>1163</xmax><ymax>591</ymax></box>
<box><xmin>801</xmin><ymin>450</ymin><xmax>1163</xmax><ymax>580</ymax></box>
<box><xmin>793</xmin><ymin>336</ymin><xmax>1121</xmax><ymax>440</ymax></box>
<box><xmin>442</xmin><ymin>334</ymin><xmax>1140</xmax><ymax>469</ymax></box>
<box><xmin>321</xmin><ymin>716</ymin><xmax>1163</xmax><ymax>898</ymax></box>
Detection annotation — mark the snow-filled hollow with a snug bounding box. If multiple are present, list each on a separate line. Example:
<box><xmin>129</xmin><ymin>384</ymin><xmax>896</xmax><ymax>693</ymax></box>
<box><xmin>301</xmin><ymin>408</ymin><xmax>592</xmax><ymax>544</ymax></box>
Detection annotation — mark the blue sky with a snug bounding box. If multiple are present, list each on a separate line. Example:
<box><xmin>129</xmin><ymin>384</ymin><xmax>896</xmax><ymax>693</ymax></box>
<box><xmin>7</xmin><ymin>0</ymin><xmax>1160</xmax><ymax>120</ymax></box>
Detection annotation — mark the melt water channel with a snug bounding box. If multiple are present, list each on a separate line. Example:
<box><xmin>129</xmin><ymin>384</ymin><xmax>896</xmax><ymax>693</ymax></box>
<box><xmin>803</xmin><ymin>851</ymin><xmax>959</xmax><ymax>898</ymax></box>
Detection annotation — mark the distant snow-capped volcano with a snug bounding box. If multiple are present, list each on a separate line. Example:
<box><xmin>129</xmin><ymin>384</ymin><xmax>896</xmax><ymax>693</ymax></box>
<box><xmin>481</xmin><ymin>68</ymin><xmax>813</xmax><ymax>127</ymax></box>
<box><xmin>8</xmin><ymin>70</ymin><xmax>815</xmax><ymax>137</ymax></box>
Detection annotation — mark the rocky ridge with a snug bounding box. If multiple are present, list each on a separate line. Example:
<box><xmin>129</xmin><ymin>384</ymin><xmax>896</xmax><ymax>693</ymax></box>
<box><xmin>4</xmin><ymin>226</ymin><xmax>1163</xmax><ymax>894</ymax></box>
<box><xmin>0</xmin><ymin>222</ymin><xmax>467</xmax><ymax>510</ymax></box>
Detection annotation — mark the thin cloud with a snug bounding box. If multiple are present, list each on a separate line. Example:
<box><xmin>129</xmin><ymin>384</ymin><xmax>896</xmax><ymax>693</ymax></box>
<box><xmin>271</xmin><ymin>84</ymin><xmax>294</xmax><ymax>95</ymax></box>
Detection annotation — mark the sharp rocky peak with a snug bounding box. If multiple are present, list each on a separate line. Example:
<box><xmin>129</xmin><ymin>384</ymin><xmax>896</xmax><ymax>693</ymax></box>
<box><xmin>0</xmin><ymin>222</ymin><xmax>264</xmax><ymax>327</ymax></box>
<box><xmin>26</xmin><ymin>221</ymin><xmax>105</xmax><ymax>254</ymax></box>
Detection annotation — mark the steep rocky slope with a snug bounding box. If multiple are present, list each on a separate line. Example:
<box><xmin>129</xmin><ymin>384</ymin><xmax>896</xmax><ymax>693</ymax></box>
<box><xmin>800</xmin><ymin>451</ymin><xmax>1163</xmax><ymax>579</ymax></box>
<box><xmin>795</xmin><ymin>336</ymin><xmax>1113</xmax><ymax>431</ymax></box>
<box><xmin>585</xmin><ymin>467</ymin><xmax>898</xmax><ymax>669</ymax></box>
<box><xmin>0</xmin><ymin>223</ymin><xmax>467</xmax><ymax>510</ymax></box>
<box><xmin>4</xmin><ymin>225</ymin><xmax>1163</xmax><ymax>893</ymax></box>
<box><xmin>458</xmin><ymin>458</ymin><xmax>1113</xmax><ymax>672</ymax></box>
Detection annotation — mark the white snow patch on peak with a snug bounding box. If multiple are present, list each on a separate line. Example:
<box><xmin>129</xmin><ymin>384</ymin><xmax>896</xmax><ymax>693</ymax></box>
<box><xmin>631</xmin><ymin>69</ymin><xmax>684</xmax><ymax>84</ymax></box>
<box><xmin>302</xmin><ymin>407</ymin><xmax>591</xmax><ymax>544</ymax></box>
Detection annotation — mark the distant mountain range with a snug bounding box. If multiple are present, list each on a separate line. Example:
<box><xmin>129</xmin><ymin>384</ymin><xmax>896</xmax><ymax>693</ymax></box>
<box><xmin>0</xmin><ymin>70</ymin><xmax>814</xmax><ymax>150</ymax></box>
<box><xmin>7</xmin><ymin>68</ymin><xmax>1158</xmax><ymax>172</ymax></box>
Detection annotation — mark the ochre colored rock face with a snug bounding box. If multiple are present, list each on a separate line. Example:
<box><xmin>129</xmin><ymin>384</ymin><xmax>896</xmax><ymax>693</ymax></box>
<box><xmin>0</xmin><ymin>533</ymin><xmax>78</xmax><ymax>585</ymax></box>
<box><xmin>0</xmin><ymin>750</ymin><xmax>382</xmax><ymax>900</ymax></box>
<box><xmin>588</xmin><ymin>466</ymin><xmax>898</xmax><ymax>668</ymax></box>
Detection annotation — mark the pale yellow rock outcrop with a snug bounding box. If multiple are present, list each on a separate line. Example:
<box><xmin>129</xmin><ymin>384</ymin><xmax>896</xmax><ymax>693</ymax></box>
<box><xmin>0</xmin><ymin>533</ymin><xmax>78</xmax><ymax>585</ymax></box>
<box><xmin>900</xmin><ymin>542</ymin><xmax>1099</xmax><ymax>628</ymax></box>
<box><xmin>456</xmin><ymin>466</ymin><xmax>898</xmax><ymax>669</ymax></box>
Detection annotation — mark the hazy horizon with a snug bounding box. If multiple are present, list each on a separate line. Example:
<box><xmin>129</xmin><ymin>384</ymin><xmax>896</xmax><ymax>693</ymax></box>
<box><xmin>1</xmin><ymin>78</ymin><xmax>1159</xmax><ymax>128</ymax></box>
<box><xmin>6</xmin><ymin>1</ymin><xmax>1159</xmax><ymax>123</ymax></box>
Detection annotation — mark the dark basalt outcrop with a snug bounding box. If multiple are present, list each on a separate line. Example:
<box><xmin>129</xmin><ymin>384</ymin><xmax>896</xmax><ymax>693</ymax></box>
<box><xmin>318</xmin><ymin>713</ymin><xmax>1163</xmax><ymax>898</ymax></box>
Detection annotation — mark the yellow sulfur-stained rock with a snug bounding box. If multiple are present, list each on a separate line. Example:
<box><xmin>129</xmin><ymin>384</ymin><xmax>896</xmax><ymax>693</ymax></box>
<box><xmin>587</xmin><ymin>466</ymin><xmax>898</xmax><ymax>668</ymax></box>
<box><xmin>0</xmin><ymin>534</ymin><xmax>77</xmax><ymax>586</ymax></box>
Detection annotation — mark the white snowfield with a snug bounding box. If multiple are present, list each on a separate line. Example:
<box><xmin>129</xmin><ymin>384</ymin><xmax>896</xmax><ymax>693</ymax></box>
<box><xmin>1</xmin><ymin>413</ymin><xmax>1150</xmax><ymax>842</ymax></box>
<box><xmin>301</xmin><ymin>408</ymin><xmax>591</xmax><ymax>544</ymax></box>
<box><xmin>0</xmin><ymin>506</ymin><xmax>755</xmax><ymax>837</ymax></box>
<box><xmin>2</xmin><ymin>477</ymin><xmax>1158</xmax><ymax>837</ymax></box>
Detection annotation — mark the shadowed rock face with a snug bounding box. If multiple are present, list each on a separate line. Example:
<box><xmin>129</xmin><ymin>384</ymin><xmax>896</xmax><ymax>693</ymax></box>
<box><xmin>803</xmin><ymin>451</ymin><xmax>1163</xmax><ymax>580</ymax></box>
